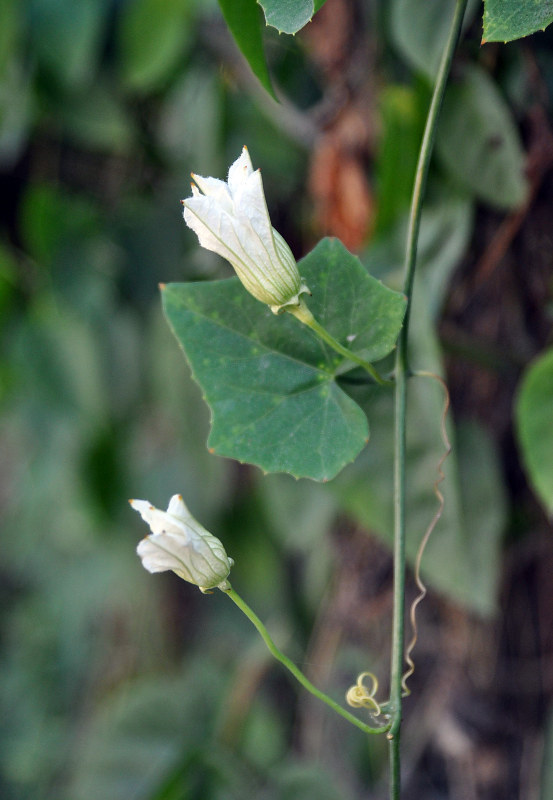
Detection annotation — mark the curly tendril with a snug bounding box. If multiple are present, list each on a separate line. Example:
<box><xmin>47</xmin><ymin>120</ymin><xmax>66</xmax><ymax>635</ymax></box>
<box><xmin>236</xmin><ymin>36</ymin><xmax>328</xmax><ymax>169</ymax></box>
<box><xmin>401</xmin><ymin>372</ymin><xmax>452</xmax><ymax>697</ymax></box>
<box><xmin>346</xmin><ymin>671</ymin><xmax>382</xmax><ymax>716</ymax></box>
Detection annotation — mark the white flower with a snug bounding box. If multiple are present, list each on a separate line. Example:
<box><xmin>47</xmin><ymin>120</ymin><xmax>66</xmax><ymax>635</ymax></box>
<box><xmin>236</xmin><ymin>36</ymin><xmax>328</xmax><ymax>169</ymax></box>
<box><xmin>130</xmin><ymin>494</ymin><xmax>233</xmax><ymax>592</ymax></box>
<box><xmin>182</xmin><ymin>146</ymin><xmax>309</xmax><ymax>314</ymax></box>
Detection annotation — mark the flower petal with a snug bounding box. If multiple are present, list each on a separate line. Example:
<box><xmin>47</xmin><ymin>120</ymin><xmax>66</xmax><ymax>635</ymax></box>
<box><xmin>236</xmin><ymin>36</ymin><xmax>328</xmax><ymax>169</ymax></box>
<box><xmin>190</xmin><ymin>174</ymin><xmax>233</xmax><ymax>212</ymax></box>
<box><xmin>227</xmin><ymin>146</ymin><xmax>254</xmax><ymax>196</ymax></box>
<box><xmin>234</xmin><ymin>169</ymin><xmax>274</xmax><ymax>250</ymax></box>
<box><xmin>166</xmin><ymin>493</ymin><xmax>190</xmax><ymax>518</ymax></box>
<box><xmin>137</xmin><ymin>531</ymin><xmax>191</xmax><ymax>574</ymax></box>
<box><xmin>182</xmin><ymin>196</ymin><xmax>244</xmax><ymax>267</ymax></box>
<box><xmin>129</xmin><ymin>498</ymin><xmax>188</xmax><ymax>539</ymax></box>
<box><xmin>183</xmin><ymin>196</ymin><xmax>284</xmax><ymax>305</ymax></box>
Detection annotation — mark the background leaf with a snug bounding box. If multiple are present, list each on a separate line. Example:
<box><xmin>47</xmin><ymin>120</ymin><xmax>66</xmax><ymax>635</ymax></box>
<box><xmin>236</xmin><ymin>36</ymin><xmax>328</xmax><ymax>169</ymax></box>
<box><xmin>436</xmin><ymin>64</ymin><xmax>528</xmax><ymax>209</ymax></box>
<box><xmin>56</xmin><ymin>86</ymin><xmax>135</xmax><ymax>153</ymax></box>
<box><xmin>27</xmin><ymin>0</ymin><xmax>108</xmax><ymax>89</ymax></box>
<box><xmin>334</xmin><ymin>289</ymin><xmax>506</xmax><ymax>614</ymax></box>
<box><xmin>218</xmin><ymin>0</ymin><xmax>275</xmax><ymax>98</ymax></box>
<box><xmin>0</xmin><ymin>0</ymin><xmax>19</xmax><ymax>78</ymax></box>
<box><xmin>69</xmin><ymin>661</ymin><xmax>233</xmax><ymax>800</ymax></box>
<box><xmin>515</xmin><ymin>347</ymin><xmax>553</xmax><ymax>515</ymax></box>
<box><xmin>117</xmin><ymin>0</ymin><xmax>191</xmax><ymax>91</ymax></box>
<box><xmin>374</xmin><ymin>84</ymin><xmax>427</xmax><ymax>233</ymax></box>
<box><xmin>368</xmin><ymin>188</ymin><xmax>474</xmax><ymax>319</ymax></box>
<box><xmin>483</xmin><ymin>0</ymin><xmax>553</xmax><ymax>43</ymax></box>
<box><xmin>162</xmin><ymin>238</ymin><xmax>406</xmax><ymax>481</ymax></box>
<box><xmin>390</xmin><ymin>0</ymin><xmax>479</xmax><ymax>80</ymax></box>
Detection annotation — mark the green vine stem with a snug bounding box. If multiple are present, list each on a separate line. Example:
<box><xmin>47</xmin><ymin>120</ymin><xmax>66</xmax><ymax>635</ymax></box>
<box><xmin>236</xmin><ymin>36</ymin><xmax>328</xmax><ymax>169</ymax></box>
<box><xmin>389</xmin><ymin>1</ymin><xmax>469</xmax><ymax>797</ymax></box>
<box><xmin>223</xmin><ymin>586</ymin><xmax>391</xmax><ymax>736</ymax></box>
<box><xmin>288</xmin><ymin>297</ymin><xmax>391</xmax><ymax>385</ymax></box>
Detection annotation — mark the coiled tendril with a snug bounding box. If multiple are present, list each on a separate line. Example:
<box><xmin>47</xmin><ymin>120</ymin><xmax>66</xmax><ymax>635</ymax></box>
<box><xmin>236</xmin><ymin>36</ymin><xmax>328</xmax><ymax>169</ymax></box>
<box><xmin>402</xmin><ymin>371</ymin><xmax>451</xmax><ymax>696</ymax></box>
<box><xmin>346</xmin><ymin>671</ymin><xmax>382</xmax><ymax>716</ymax></box>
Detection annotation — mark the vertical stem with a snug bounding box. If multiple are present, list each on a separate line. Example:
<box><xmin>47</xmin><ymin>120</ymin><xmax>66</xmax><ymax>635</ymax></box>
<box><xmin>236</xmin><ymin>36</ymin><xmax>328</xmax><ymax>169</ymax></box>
<box><xmin>388</xmin><ymin>1</ymin><xmax>468</xmax><ymax>797</ymax></box>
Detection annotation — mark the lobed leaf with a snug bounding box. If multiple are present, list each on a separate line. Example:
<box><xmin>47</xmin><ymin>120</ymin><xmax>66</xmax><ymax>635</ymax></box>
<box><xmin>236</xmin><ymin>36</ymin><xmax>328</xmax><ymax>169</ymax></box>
<box><xmin>257</xmin><ymin>0</ymin><xmax>328</xmax><ymax>34</ymax></box>
<box><xmin>483</xmin><ymin>0</ymin><xmax>553</xmax><ymax>43</ymax></box>
<box><xmin>162</xmin><ymin>238</ymin><xmax>406</xmax><ymax>481</ymax></box>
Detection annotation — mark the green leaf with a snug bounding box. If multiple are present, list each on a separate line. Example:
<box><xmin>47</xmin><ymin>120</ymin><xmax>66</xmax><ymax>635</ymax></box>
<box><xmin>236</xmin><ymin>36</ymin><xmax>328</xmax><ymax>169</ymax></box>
<box><xmin>27</xmin><ymin>0</ymin><xmax>108</xmax><ymax>89</ymax></box>
<box><xmin>390</xmin><ymin>0</ymin><xmax>478</xmax><ymax>80</ymax></box>
<box><xmin>0</xmin><ymin>62</ymin><xmax>33</xmax><ymax>167</ymax></box>
<box><xmin>390</xmin><ymin>0</ymin><xmax>455</xmax><ymax>80</ymax></box>
<box><xmin>162</xmin><ymin>238</ymin><xmax>406</xmax><ymax>481</ymax></box>
<box><xmin>456</xmin><ymin>420</ymin><xmax>506</xmax><ymax>610</ymax></box>
<box><xmin>257</xmin><ymin>0</ymin><xmax>327</xmax><ymax>35</ymax></box>
<box><xmin>515</xmin><ymin>347</ymin><xmax>553</xmax><ymax>515</ymax></box>
<box><xmin>157</xmin><ymin>69</ymin><xmax>220</xmax><ymax>165</ymax></box>
<box><xmin>259</xmin><ymin>473</ymin><xmax>338</xmax><ymax>549</ymax></box>
<box><xmin>436</xmin><ymin>64</ymin><xmax>528</xmax><ymax>210</ymax></box>
<box><xmin>369</xmin><ymin>186</ymin><xmax>474</xmax><ymax>319</ymax></box>
<box><xmin>218</xmin><ymin>0</ymin><xmax>275</xmax><ymax>98</ymax></box>
<box><xmin>69</xmin><ymin>661</ymin><xmax>229</xmax><ymax>800</ymax></box>
<box><xmin>57</xmin><ymin>86</ymin><xmax>135</xmax><ymax>153</ymax></box>
<box><xmin>271</xmin><ymin>763</ymin><xmax>345</xmax><ymax>800</ymax></box>
<box><xmin>483</xmin><ymin>0</ymin><xmax>553</xmax><ymax>43</ymax></box>
<box><xmin>117</xmin><ymin>0</ymin><xmax>191</xmax><ymax>91</ymax></box>
<box><xmin>0</xmin><ymin>0</ymin><xmax>19</xmax><ymax>79</ymax></box>
<box><xmin>19</xmin><ymin>184</ymin><xmax>98</xmax><ymax>265</ymax></box>
<box><xmin>374</xmin><ymin>84</ymin><xmax>427</xmax><ymax>233</ymax></box>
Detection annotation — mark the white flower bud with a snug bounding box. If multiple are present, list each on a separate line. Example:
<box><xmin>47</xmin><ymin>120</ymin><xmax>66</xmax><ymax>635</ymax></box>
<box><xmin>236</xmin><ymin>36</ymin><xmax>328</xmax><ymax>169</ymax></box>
<box><xmin>130</xmin><ymin>494</ymin><xmax>233</xmax><ymax>592</ymax></box>
<box><xmin>182</xmin><ymin>146</ymin><xmax>309</xmax><ymax>314</ymax></box>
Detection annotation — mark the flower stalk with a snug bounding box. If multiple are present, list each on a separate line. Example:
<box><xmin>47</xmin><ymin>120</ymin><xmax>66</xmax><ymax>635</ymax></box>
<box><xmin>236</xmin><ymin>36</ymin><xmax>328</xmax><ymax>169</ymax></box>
<box><xmin>288</xmin><ymin>298</ymin><xmax>391</xmax><ymax>386</ymax></box>
<box><xmin>223</xmin><ymin>586</ymin><xmax>392</xmax><ymax>736</ymax></box>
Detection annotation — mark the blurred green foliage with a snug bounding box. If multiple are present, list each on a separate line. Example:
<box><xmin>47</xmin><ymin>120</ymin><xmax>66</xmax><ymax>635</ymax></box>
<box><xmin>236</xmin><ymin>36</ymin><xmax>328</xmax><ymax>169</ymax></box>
<box><xmin>1</xmin><ymin>0</ymin><xmax>552</xmax><ymax>798</ymax></box>
<box><xmin>516</xmin><ymin>347</ymin><xmax>553</xmax><ymax>515</ymax></box>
